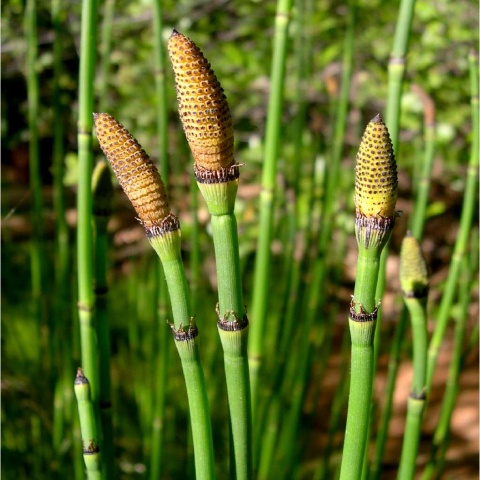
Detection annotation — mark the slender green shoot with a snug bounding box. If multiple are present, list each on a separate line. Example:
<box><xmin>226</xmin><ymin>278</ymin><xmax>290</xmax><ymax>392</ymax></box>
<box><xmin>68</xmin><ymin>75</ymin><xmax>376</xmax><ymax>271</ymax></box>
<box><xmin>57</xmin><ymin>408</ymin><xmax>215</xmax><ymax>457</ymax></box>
<box><xmin>167</xmin><ymin>30</ymin><xmax>252</xmax><ymax>479</ymax></box>
<box><xmin>370</xmin><ymin>1</ymin><xmax>417</xmax><ymax>475</ymax></box>
<box><xmin>77</xmin><ymin>0</ymin><xmax>100</xmax><ymax>407</ymax></box>
<box><xmin>409</xmin><ymin>86</ymin><xmax>436</xmax><ymax>240</ymax></box>
<box><xmin>74</xmin><ymin>369</ymin><xmax>102</xmax><ymax>480</ymax></box>
<box><xmin>25</xmin><ymin>0</ymin><xmax>45</xmax><ymax>330</ymax></box>
<box><xmin>248</xmin><ymin>0</ymin><xmax>294</xmax><ymax>416</ymax></box>
<box><xmin>425</xmin><ymin>48</ymin><xmax>479</xmax><ymax>391</ymax></box>
<box><xmin>397</xmin><ymin>233</ymin><xmax>429</xmax><ymax>480</ymax></box>
<box><xmin>150</xmin><ymin>5</ymin><xmax>170</xmax><ymax>476</ymax></box>
<box><xmin>94</xmin><ymin>113</ymin><xmax>215</xmax><ymax>480</ymax></box>
<box><xmin>98</xmin><ymin>0</ymin><xmax>115</xmax><ymax>113</ymax></box>
<box><xmin>421</xmin><ymin>235</ymin><xmax>478</xmax><ymax>480</ymax></box>
<box><xmin>340</xmin><ymin>115</ymin><xmax>398</xmax><ymax>480</ymax></box>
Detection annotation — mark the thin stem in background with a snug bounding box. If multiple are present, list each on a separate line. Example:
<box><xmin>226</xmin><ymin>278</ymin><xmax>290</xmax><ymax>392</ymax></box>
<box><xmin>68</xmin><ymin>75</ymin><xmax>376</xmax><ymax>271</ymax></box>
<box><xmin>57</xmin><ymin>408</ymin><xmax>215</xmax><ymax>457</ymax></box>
<box><xmin>421</xmin><ymin>232</ymin><xmax>478</xmax><ymax>479</ymax></box>
<box><xmin>340</xmin><ymin>115</ymin><xmax>398</xmax><ymax>480</ymax></box>
<box><xmin>370</xmin><ymin>88</ymin><xmax>435</xmax><ymax>480</ymax></box>
<box><xmin>25</xmin><ymin>0</ymin><xmax>45</xmax><ymax>357</ymax></box>
<box><xmin>397</xmin><ymin>235</ymin><xmax>429</xmax><ymax>479</ymax></box>
<box><xmin>51</xmin><ymin>0</ymin><xmax>73</xmax><ymax>467</ymax></box>
<box><xmin>408</xmin><ymin>85</ymin><xmax>436</xmax><ymax>240</ymax></box>
<box><xmin>369</xmin><ymin>0</ymin><xmax>417</xmax><ymax>476</ymax></box>
<box><xmin>248</xmin><ymin>0</ymin><xmax>293</xmax><ymax>418</ymax></box>
<box><xmin>425</xmin><ymin>48</ymin><xmax>479</xmax><ymax>391</ymax></box>
<box><xmin>95</xmin><ymin>112</ymin><xmax>216</xmax><ymax>479</ymax></box>
<box><xmin>149</xmin><ymin>3</ymin><xmax>171</xmax><ymax>477</ymax></box>
<box><xmin>74</xmin><ymin>369</ymin><xmax>102</xmax><ymax>479</ymax></box>
<box><xmin>153</xmin><ymin>0</ymin><xmax>169</xmax><ymax>182</ymax></box>
<box><xmin>76</xmin><ymin>0</ymin><xmax>101</xmax><ymax>472</ymax></box>
<box><xmin>98</xmin><ymin>0</ymin><xmax>115</xmax><ymax>113</ymax></box>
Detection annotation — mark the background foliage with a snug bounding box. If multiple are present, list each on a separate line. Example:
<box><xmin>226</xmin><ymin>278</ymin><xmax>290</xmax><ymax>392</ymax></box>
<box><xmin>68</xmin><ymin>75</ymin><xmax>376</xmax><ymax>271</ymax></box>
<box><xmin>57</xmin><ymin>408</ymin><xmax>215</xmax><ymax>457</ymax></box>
<box><xmin>1</xmin><ymin>0</ymin><xmax>478</xmax><ymax>478</ymax></box>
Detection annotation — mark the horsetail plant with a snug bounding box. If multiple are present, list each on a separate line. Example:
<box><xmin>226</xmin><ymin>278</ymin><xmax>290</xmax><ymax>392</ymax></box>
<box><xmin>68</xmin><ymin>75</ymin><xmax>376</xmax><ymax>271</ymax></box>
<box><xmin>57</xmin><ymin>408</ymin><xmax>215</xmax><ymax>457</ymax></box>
<box><xmin>77</xmin><ymin>0</ymin><xmax>99</xmax><ymax>417</ymax></box>
<box><xmin>421</xmin><ymin>234</ymin><xmax>478</xmax><ymax>480</ymax></box>
<box><xmin>339</xmin><ymin>114</ymin><xmax>398</xmax><ymax>480</ymax></box>
<box><xmin>370</xmin><ymin>0</ymin><xmax>417</xmax><ymax>473</ymax></box>
<box><xmin>25</xmin><ymin>0</ymin><xmax>45</xmax><ymax>341</ymax></box>
<box><xmin>425</xmin><ymin>48</ymin><xmax>479</xmax><ymax>392</ymax></box>
<box><xmin>397</xmin><ymin>233</ymin><xmax>429</xmax><ymax>480</ymax></box>
<box><xmin>75</xmin><ymin>368</ymin><xmax>102</xmax><ymax>480</ymax></box>
<box><xmin>94</xmin><ymin>112</ymin><xmax>215</xmax><ymax>479</ymax></box>
<box><xmin>168</xmin><ymin>30</ymin><xmax>252</xmax><ymax>480</ymax></box>
<box><xmin>249</xmin><ymin>0</ymin><xmax>293</xmax><ymax>418</ymax></box>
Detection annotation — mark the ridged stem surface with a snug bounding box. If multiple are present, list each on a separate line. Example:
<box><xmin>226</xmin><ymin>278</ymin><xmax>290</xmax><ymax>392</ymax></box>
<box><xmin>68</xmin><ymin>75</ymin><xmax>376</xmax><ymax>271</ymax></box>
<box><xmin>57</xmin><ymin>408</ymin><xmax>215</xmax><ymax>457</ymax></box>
<box><xmin>249</xmin><ymin>0</ymin><xmax>293</xmax><ymax>418</ymax></box>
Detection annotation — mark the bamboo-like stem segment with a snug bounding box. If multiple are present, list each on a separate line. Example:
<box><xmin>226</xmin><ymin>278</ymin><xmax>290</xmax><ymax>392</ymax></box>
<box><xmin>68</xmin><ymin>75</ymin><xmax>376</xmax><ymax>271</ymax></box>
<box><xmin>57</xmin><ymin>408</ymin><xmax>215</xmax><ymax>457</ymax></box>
<box><xmin>150</xmin><ymin>231</ymin><xmax>216</xmax><ymax>480</ymax></box>
<box><xmin>74</xmin><ymin>369</ymin><xmax>102</xmax><ymax>480</ymax></box>
<box><xmin>98</xmin><ymin>0</ymin><xmax>115</xmax><ymax>112</ymax></box>
<box><xmin>409</xmin><ymin>87</ymin><xmax>436</xmax><ymax>240</ymax></box>
<box><xmin>369</xmin><ymin>2</ymin><xmax>417</xmax><ymax>476</ymax></box>
<box><xmin>397</xmin><ymin>234</ymin><xmax>429</xmax><ymax>479</ymax></box>
<box><xmin>421</xmin><ymin>240</ymin><xmax>477</xmax><ymax>480</ymax></box>
<box><xmin>153</xmin><ymin>0</ymin><xmax>168</xmax><ymax>182</ymax></box>
<box><xmin>249</xmin><ymin>0</ymin><xmax>294</xmax><ymax>419</ymax></box>
<box><xmin>340</xmin><ymin>115</ymin><xmax>397</xmax><ymax>480</ymax></box>
<box><xmin>95</xmin><ymin>113</ymin><xmax>215</xmax><ymax>479</ymax></box>
<box><xmin>77</xmin><ymin>0</ymin><xmax>99</xmax><ymax>410</ymax></box>
<box><xmin>150</xmin><ymin>5</ymin><xmax>169</xmax><ymax>477</ymax></box>
<box><xmin>385</xmin><ymin>0</ymin><xmax>416</xmax><ymax>151</ymax></box>
<box><xmin>167</xmin><ymin>30</ymin><xmax>251</xmax><ymax>479</ymax></box>
<box><xmin>426</xmin><ymin>49</ymin><xmax>479</xmax><ymax>391</ymax></box>
<box><xmin>25</xmin><ymin>0</ymin><xmax>45</xmax><ymax>336</ymax></box>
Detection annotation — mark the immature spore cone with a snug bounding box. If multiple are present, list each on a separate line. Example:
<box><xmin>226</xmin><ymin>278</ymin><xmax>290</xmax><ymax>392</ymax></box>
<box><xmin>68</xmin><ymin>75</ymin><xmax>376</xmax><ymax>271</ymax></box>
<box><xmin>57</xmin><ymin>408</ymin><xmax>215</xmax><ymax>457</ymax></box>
<box><xmin>354</xmin><ymin>114</ymin><xmax>398</xmax><ymax>219</ymax></box>
<box><xmin>168</xmin><ymin>29</ymin><xmax>235</xmax><ymax>177</ymax></box>
<box><xmin>354</xmin><ymin>114</ymin><xmax>398</xmax><ymax>248</ymax></box>
<box><xmin>400</xmin><ymin>232</ymin><xmax>429</xmax><ymax>298</ymax></box>
<box><xmin>94</xmin><ymin>113</ymin><xmax>177</xmax><ymax>235</ymax></box>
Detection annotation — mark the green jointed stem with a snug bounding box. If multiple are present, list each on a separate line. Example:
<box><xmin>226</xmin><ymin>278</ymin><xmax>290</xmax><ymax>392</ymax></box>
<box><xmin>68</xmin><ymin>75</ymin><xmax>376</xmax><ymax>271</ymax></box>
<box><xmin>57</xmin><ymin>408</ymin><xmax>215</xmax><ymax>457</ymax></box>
<box><xmin>370</xmin><ymin>2</ymin><xmax>416</xmax><ymax>476</ymax></box>
<box><xmin>77</xmin><ymin>0</ymin><xmax>99</xmax><ymax>405</ymax></box>
<box><xmin>152</xmin><ymin>0</ymin><xmax>168</xmax><ymax>182</ymax></box>
<box><xmin>211</xmin><ymin>215</ymin><xmax>243</xmax><ymax>316</ymax></box>
<box><xmin>200</xmin><ymin>192</ymin><xmax>252</xmax><ymax>480</ymax></box>
<box><xmin>98</xmin><ymin>0</ymin><xmax>115</xmax><ymax>112</ymax></box>
<box><xmin>426</xmin><ymin>49</ymin><xmax>479</xmax><ymax>391</ymax></box>
<box><xmin>150</xmin><ymin>5</ymin><xmax>169</xmax><ymax>475</ymax></box>
<box><xmin>397</xmin><ymin>234</ymin><xmax>429</xmax><ymax>479</ymax></box>
<box><xmin>409</xmin><ymin>90</ymin><xmax>436</xmax><ymax>240</ymax></box>
<box><xmin>340</xmin><ymin>248</ymin><xmax>381</xmax><ymax>480</ymax></box>
<box><xmin>341</xmin><ymin>319</ymin><xmax>376</xmax><ymax>479</ymax></box>
<box><xmin>249</xmin><ymin>0</ymin><xmax>293</xmax><ymax>415</ymax></box>
<box><xmin>167</xmin><ymin>29</ymin><xmax>251</xmax><ymax>479</ymax></box>
<box><xmin>149</xmin><ymin>288</ymin><xmax>169</xmax><ymax>480</ymax></box>
<box><xmin>151</xmin><ymin>231</ymin><xmax>215</xmax><ymax>480</ymax></box>
<box><xmin>385</xmin><ymin>0</ymin><xmax>416</xmax><ymax>150</ymax></box>
<box><xmin>397</xmin><ymin>397</ymin><xmax>424</xmax><ymax>480</ymax></box>
<box><xmin>25</xmin><ymin>0</ymin><xmax>45</xmax><ymax>321</ymax></box>
<box><xmin>51</xmin><ymin>0</ymin><xmax>68</xmax><ymax>256</ymax></box>
<box><xmin>94</xmin><ymin>112</ymin><xmax>215</xmax><ymax>478</ymax></box>
<box><xmin>422</xmin><ymin>244</ymin><xmax>477</xmax><ymax>480</ymax></box>
<box><xmin>75</xmin><ymin>369</ymin><xmax>102</xmax><ymax>480</ymax></box>
<box><xmin>340</xmin><ymin>115</ymin><xmax>397</xmax><ymax>480</ymax></box>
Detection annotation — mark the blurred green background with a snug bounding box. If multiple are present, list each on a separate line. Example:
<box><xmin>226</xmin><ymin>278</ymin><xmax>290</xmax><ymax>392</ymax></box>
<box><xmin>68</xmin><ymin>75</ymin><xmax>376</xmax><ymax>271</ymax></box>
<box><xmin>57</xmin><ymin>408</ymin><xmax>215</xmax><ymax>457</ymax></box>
<box><xmin>1</xmin><ymin>0</ymin><xmax>478</xmax><ymax>478</ymax></box>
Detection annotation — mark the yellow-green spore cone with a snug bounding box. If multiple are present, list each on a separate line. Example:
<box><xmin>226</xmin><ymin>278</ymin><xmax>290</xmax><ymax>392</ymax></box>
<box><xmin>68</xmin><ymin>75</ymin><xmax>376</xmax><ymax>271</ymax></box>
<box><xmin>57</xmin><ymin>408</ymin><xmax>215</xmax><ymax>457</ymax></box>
<box><xmin>400</xmin><ymin>232</ymin><xmax>429</xmax><ymax>298</ymax></box>
<box><xmin>167</xmin><ymin>30</ymin><xmax>235</xmax><ymax>173</ymax></box>
<box><xmin>94</xmin><ymin>113</ymin><xmax>175</xmax><ymax>233</ymax></box>
<box><xmin>354</xmin><ymin>114</ymin><xmax>398</xmax><ymax>219</ymax></box>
